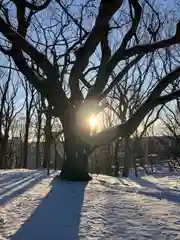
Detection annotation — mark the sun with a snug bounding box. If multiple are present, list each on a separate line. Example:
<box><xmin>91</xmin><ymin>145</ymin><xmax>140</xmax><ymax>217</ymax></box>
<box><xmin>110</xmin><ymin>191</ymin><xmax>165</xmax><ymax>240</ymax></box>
<box><xmin>89</xmin><ymin>116</ymin><xmax>97</xmax><ymax>128</ymax></box>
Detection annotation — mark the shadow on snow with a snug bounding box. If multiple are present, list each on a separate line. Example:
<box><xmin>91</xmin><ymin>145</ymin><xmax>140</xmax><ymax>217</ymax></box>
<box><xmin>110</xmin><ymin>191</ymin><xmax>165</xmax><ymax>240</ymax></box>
<box><xmin>126</xmin><ymin>176</ymin><xmax>180</xmax><ymax>204</ymax></box>
<box><xmin>0</xmin><ymin>171</ymin><xmax>47</xmax><ymax>205</ymax></box>
<box><xmin>10</xmin><ymin>179</ymin><xmax>87</xmax><ymax>240</ymax></box>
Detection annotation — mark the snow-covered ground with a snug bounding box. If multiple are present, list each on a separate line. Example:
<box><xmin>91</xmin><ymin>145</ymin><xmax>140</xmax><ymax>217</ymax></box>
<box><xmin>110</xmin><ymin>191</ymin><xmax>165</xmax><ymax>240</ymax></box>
<box><xmin>0</xmin><ymin>169</ymin><xmax>180</xmax><ymax>239</ymax></box>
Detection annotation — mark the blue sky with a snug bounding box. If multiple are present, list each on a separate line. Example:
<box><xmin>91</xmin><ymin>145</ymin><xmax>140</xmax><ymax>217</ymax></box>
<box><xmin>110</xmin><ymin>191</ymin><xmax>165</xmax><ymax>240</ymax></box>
<box><xmin>0</xmin><ymin>0</ymin><xmax>179</xmax><ymax>126</ymax></box>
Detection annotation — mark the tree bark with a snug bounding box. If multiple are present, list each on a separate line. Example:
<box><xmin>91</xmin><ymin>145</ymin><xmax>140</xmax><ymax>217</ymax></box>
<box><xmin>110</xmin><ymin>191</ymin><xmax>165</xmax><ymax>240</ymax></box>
<box><xmin>59</xmin><ymin>108</ymin><xmax>92</xmax><ymax>181</ymax></box>
<box><xmin>114</xmin><ymin>139</ymin><xmax>121</xmax><ymax>177</ymax></box>
<box><xmin>0</xmin><ymin>130</ymin><xmax>9</xmax><ymax>169</ymax></box>
<box><xmin>42</xmin><ymin>111</ymin><xmax>52</xmax><ymax>174</ymax></box>
<box><xmin>23</xmin><ymin>118</ymin><xmax>30</xmax><ymax>169</ymax></box>
<box><xmin>0</xmin><ymin>139</ymin><xmax>8</xmax><ymax>168</ymax></box>
<box><xmin>105</xmin><ymin>143</ymin><xmax>112</xmax><ymax>176</ymax></box>
<box><xmin>122</xmin><ymin>136</ymin><xmax>131</xmax><ymax>177</ymax></box>
<box><xmin>60</xmin><ymin>135</ymin><xmax>91</xmax><ymax>181</ymax></box>
<box><xmin>36</xmin><ymin>113</ymin><xmax>42</xmax><ymax>168</ymax></box>
<box><xmin>54</xmin><ymin>148</ymin><xmax>58</xmax><ymax>170</ymax></box>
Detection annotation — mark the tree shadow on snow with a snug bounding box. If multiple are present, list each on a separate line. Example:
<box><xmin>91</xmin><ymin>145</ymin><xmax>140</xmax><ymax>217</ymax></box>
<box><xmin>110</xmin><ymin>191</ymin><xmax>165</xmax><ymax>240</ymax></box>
<box><xmin>129</xmin><ymin>176</ymin><xmax>165</xmax><ymax>189</ymax></box>
<box><xmin>10</xmin><ymin>179</ymin><xmax>87</xmax><ymax>240</ymax></box>
<box><xmin>126</xmin><ymin>176</ymin><xmax>180</xmax><ymax>204</ymax></box>
<box><xmin>129</xmin><ymin>175</ymin><xmax>180</xmax><ymax>192</ymax></box>
<box><xmin>0</xmin><ymin>171</ymin><xmax>47</xmax><ymax>205</ymax></box>
<box><xmin>133</xmin><ymin>188</ymin><xmax>180</xmax><ymax>204</ymax></box>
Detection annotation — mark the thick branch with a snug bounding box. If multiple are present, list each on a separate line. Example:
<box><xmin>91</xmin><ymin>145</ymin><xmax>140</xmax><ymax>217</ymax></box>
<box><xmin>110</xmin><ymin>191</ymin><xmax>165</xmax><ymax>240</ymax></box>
<box><xmin>108</xmin><ymin>21</ymin><xmax>180</xmax><ymax>74</ymax></box>
<box><xmin>87</xmin><ymin>27</ymin><xmax>111</xmax><ymax>99</ymax></box>
<box><xmin>0</xmin><ymin>16</ymin><xmax>68</xmax><ymax>115</ymax></box>
<box><xmin>84</xmin><ymin>66</ymin><xmax>180</xmax><ymax>147</ymax></box>
<box><xmin>118</xmin><ymin>0</ymin><xmax>142</xmax><ymax>52</ymax></box>
<box><xmin>14</xmin><ymin>51</ymin><xmax>68</xmax><ymax>117</ymax></box>
<box><xmin>0</xmin><ymin>16</ymin><xmax>58</xmax><ymax>80</ymax></box>
<box><xmin>12</xmin><ymin>52</ymin><xmax>46</xmax><ymax>96</ymax></box>
<box><xmin>18</xmin><ymin>0</ymin><xmax>51</xmax><ymax>11</ymax></box>
<box><xmin>101</xmin><ymin>54</ymin><xmax>143</xmax><ymax>99</ymax></box>
<box><xmin>156</xmin><ymin>90</ymin><xmax>180</xmax><ymax>104</ymax></box>
<box><xmin>69</xmin><ymin>0</ymin><xmax>123</xmax><ymax>102</ymax></box>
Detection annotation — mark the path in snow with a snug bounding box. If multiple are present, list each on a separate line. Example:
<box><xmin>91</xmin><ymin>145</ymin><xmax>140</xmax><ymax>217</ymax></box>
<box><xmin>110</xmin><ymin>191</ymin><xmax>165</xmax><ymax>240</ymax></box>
<box><xmin>0</xmin><ymin>170</ymin><xmax>180</xmax><ymax>240</ymax></box>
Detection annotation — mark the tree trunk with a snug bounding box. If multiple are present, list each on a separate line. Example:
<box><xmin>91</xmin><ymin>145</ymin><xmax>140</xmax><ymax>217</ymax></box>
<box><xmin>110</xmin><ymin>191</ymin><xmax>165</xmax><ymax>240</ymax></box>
<box><xmin>133</xmin><ymin>157</ymin><xmax>138</xmax><ymax>177</ymax></box>
<box><xmin>54</xmin><ymin>147</ymin><xmax>58</xmax><ymax>170</ymax></box>
<box><xmin>60</xmin><ymin>136</ymin><xmax>91</xmax><ymax>181</ymax></box>
<box><xmin>105</xmin><ymin>143</ymin><xmax>112</xmax><ymax>176</ymax></box>
<box><xmin>23</xmin><ymin>118</ymin><xmax>30</xmax><ymax>169</ymax></box>
<box><xmin>42</xmin><ymin>110</ymin><xmax>52</xmax><ymax>174</ymax></box>
<box><xmin>122</xmin><ymin>136</ymin><xmax>131</xmax><ymax>177</ymax></box>
<box><xmin>36</xmin><ymin>113</ymin><xmax>42</xmax><ymax>168</ymax></box>
<box><xmin>0</xmin><ymin>131</ymin><xmax>9</xmax><ymax>169</ymax></box>
<box><xmin>36</xmin><ymin>139</ymin><xmax>40</xmax><ymax>168</ymax></box>
<box><xmin>114</xmin><ymin>139</ymin><xmax>121</xmax><ymax>177</ymax></box>
<box><xmin>0</xmin><ymin>145</ymin><xmax>3</xmax><ymax>168</ymax></box>
<box><xmin>59</xmin><ymin>108</ymin><xmax>92</xmax><ymax>181</ymax></box>
<box><xmin>0</xmin><ymin>140</ymin><xmax>7</xmax><ymax>168</ymax></box>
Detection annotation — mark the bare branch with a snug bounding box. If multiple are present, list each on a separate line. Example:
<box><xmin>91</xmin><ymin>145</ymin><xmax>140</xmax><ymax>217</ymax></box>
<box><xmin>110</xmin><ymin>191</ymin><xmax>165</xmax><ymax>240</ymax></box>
<box><xmin>87</xmin><ymin>27</ymin><xmax>111</xmax><ymax>99</ymax></box>
<box><xmin>108</xmin><ymin>20</ymin><xmax>180</xmax><ymax>74</ymax></box>
<box><xmin>0</xmin><ymin>16</ymin><xmax>58</xmax><ymax>80</ymax></box>
<box><xmin>86</xmin><ymin>65</ymin><xmax>180</xmax><ymax>147</ymax></box>
<box><xmin>101</xmin><ymin>54</ymin><xmax>143</xmax><ymax>99</ymax></box>
<box><xmin>55</xmin><ymin>0</ymin><xmax>88</xmax><ymax>35</ymax></box>
<box><xmin>15</xmin><ymin>0</ymin><xmax>52</xmax><ymax>11</ymax></box>
<box><xmin>69</xmin><ymin>0</ymin><xmax>123</xmax><ymax>102</ymax></box>
<box><xmin>156</xmin><ymin>89</ymin><xmax>180</xmax><ymax>105</ymax></box>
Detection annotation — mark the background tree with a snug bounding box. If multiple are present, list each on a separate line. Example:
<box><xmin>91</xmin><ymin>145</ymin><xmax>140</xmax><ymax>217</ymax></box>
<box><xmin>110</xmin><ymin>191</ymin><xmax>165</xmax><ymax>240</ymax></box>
<box><xmin>21</xmin><ymin>78</ymin><xmax>36</xmax><ymax>168</ymax></box>
<box><xmin>34</xmin><ymin>93</ymin><xmax>44</xmax><ymax>168</ymax></box>
<box><xmin>0</xmin><ymin>62</ymin><xmax>23</xmax><ymax>168</ymax></box>
<box><xmin>161</xmin><ymin>103</ymin><xmax>180</xmax><ymax>170</ymax></box>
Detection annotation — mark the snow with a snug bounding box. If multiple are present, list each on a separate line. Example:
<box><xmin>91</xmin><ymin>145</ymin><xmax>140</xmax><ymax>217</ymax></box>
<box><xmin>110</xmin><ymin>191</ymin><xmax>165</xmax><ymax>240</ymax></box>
<box><xmin>0</xmin><ymin>169</ymin><xmax>180</xmax><ymax>239</ymax></box>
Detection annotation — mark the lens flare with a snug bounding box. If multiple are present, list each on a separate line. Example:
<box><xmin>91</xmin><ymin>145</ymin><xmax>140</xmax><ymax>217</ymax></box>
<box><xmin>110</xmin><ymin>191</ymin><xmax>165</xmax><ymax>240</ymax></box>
<box><xmin>89</xmin><ymin>116</ymin><xmax>97</xmax><ymax>128</ymax></box>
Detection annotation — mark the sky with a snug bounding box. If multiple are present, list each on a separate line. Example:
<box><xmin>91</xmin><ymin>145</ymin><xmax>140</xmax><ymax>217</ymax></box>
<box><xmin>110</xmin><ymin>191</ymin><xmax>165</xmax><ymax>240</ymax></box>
<box><xmin>0</xmin><ymin>0</ymin><xmax>179</xmax><ymax>135</ymax></box>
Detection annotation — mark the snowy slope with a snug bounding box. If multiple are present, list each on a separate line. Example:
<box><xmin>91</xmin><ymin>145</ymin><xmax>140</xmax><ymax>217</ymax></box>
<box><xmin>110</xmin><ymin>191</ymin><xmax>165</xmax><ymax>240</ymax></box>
<box><xmin>0</xmin><ymin>169</ymin><xmax>180</xmax><ymax>240</ymax></box>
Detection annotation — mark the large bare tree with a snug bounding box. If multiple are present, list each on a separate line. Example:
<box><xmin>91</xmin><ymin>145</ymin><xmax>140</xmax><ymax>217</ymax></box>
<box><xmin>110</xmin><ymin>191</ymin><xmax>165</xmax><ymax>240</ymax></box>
<box><xmin>0</xmin><ymin>0</ymin><xmax>180</xmax><ymax>180</ymax></box>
